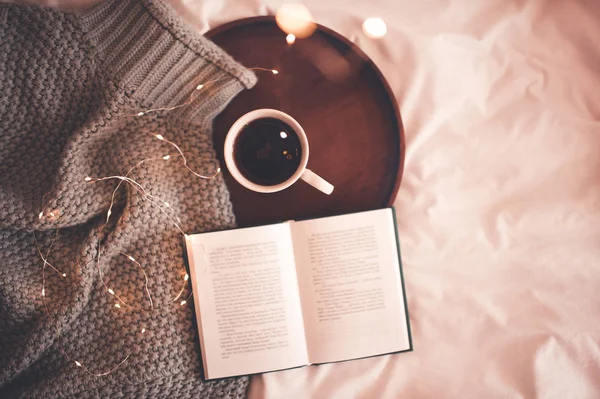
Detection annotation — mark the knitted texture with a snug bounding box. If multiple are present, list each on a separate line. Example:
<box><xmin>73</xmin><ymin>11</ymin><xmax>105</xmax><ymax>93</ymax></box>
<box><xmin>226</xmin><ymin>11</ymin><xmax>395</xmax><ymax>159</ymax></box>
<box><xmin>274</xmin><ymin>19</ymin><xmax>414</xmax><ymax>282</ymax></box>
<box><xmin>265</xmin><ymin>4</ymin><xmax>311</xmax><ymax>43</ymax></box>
<box><xmin>0</xmin><ymin>1</ymin><xmax>256</xmax><ymax>398</ymax></box>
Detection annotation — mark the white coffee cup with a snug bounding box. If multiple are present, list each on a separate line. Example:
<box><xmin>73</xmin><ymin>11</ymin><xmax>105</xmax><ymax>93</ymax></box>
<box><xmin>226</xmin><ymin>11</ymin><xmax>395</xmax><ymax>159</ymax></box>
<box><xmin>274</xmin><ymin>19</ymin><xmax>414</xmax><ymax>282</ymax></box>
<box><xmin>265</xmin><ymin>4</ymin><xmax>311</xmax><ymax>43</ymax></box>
<box><xmin>224</xmin><ymin>109</ymin><xmax>334</xmax><ymax>195</ymax></box>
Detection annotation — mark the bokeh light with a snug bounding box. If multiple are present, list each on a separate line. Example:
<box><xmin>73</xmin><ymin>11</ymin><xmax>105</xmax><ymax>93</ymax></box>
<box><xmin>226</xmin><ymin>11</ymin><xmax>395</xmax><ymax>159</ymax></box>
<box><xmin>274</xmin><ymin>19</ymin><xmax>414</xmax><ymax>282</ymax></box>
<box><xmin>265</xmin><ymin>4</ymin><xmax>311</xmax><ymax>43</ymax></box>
<box><xmin>276</xmin><ymin>4</ymin><xmax>317</xmax><ymax>38</ymax></box>
<box><xmin>362</xmin><ymin>17</ymin><xmax>387</xmax><ymax>39</ymax></box>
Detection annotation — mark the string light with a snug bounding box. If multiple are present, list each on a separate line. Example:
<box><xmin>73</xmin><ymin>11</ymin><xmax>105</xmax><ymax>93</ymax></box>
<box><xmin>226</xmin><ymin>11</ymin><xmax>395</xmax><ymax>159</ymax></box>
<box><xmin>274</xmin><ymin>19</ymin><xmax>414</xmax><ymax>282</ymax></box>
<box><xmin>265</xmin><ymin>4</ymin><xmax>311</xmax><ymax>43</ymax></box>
<box><xmin>38</xmin><ymin>191</ymin><xmax>59</xmax><ymax>221</ymax></box>
<box><xmin>84</xmin><ymin>155</ymin><xmax>181</xmax><ymax>230</ymax></box>
<box><xmin>32</xmin><ymin>229</ymin><xmax>133</xmax><ymax>378</ymax></box>
<box><xmin>40</xmin><ymin>209</ymin><xmax>60</xmax><ymax>222</ymax></box>
<box><xmin>33</xmin><ymin>230</ymin><xmax>65</xmax><ymax>278</ymax></box>
<box><xmin>172</xmin><ymin>273</ymin><xmax>191</xmax><ymax>303</ymax></box>
<box><xmin>33</xmin><ymin>230</ymin><xmax>141</xmax><ymax>377</ymax></box>
<box><xmin>35</xmin><ymin>165</ymin><xmax>193</xmax><ymax>375</ymax></box>
<box><xmin>286</xmin><ymin>34</ymin><xmax>296</xmax><ymax>44</ymax></box>
<box><xmin>119</xmin><ymin>176</ymin><xmax>185</xmax><ymax>233</ymax></box>
<box><xmin>176</xmin><ymin>288</ymin><xmax>194</xmax><ymax>307</ymax></box>
<box><xmin>123</xmin><ymin>253</ymin><xmax>153</xmax><ymax>310</ymax></box>
<box><xmin>128</xmin><ymin>67</ymin><xmax>278</xmax><ymax>118</ymax></box>
<box><xmin>153</xmin><ymin>134</ymin><xmax>221</xmax><ymax>180</ymax></box>
<box><xmin>186</xmin><ymin>241</ymin><xmax>211</xmax><ymax>276</ymax></box>
<box><xmin>85</xmin><ymin>156</ymin><xmax>189</xmax><ymax>234</ymax></box>
<box><xmin>33</xmin><ymin>65</ymin><xmax>279</xmax><ymax>377</ymax></box>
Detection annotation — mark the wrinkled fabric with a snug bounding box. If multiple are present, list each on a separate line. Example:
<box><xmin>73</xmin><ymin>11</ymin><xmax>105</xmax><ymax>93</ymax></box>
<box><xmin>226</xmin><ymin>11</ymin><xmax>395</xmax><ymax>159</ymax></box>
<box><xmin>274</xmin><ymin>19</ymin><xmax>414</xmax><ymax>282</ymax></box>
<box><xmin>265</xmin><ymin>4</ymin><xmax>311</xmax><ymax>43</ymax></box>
<box><xmin>167</xmin><ymin>0</ymin><xmax>600</xmax><ymax>397</ymax></box>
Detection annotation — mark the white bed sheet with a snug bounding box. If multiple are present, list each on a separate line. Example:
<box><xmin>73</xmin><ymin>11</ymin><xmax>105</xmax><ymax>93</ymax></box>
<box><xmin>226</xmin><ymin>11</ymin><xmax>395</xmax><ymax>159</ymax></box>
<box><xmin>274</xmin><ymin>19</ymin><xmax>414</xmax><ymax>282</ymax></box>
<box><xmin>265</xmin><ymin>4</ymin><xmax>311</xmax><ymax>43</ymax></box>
<box><xmin>167</xmin><ymin>0</ymin><xmax>600</xmax><ymax>397</ymax></box>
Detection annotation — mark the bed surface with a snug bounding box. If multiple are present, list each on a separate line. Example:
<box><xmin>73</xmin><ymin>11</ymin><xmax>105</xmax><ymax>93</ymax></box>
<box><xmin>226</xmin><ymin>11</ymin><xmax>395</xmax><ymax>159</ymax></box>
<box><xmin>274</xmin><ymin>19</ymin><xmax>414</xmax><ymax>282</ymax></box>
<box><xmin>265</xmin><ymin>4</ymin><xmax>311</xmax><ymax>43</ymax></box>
<box><xmin>167</xmin><ymin>0</ymin><xmax>600</xmax><ymax>397</ymax></box>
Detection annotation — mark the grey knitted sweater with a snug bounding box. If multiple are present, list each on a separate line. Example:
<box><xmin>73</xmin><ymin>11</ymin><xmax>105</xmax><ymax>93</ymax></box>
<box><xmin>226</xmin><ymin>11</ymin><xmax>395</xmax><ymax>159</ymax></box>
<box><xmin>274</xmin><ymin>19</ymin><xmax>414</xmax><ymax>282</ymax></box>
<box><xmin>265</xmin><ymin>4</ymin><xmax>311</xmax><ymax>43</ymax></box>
<box><xmin>0</xmin><ymin>1</ymin><xmax>256</xmax><ymax>397</ymax></box>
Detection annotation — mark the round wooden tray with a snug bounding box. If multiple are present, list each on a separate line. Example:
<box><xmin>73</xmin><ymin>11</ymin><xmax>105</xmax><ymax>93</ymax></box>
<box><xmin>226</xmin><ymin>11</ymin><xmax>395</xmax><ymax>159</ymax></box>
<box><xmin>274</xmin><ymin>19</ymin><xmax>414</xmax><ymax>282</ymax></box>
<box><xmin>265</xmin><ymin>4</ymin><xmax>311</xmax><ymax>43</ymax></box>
<box><xmin>207</xmin><ymin>16</ymin><xmax>404</xmax><ymax>227</ymax></box>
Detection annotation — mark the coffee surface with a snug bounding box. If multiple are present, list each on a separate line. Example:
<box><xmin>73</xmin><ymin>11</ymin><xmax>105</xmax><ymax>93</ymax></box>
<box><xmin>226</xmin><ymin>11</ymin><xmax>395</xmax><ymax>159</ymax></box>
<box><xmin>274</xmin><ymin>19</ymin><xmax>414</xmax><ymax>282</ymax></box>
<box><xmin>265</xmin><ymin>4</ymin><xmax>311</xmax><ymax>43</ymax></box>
<box><xmin>233</xmin><ymin>117</ymin><xmax>303</xmax><ymax>186</ymax></box>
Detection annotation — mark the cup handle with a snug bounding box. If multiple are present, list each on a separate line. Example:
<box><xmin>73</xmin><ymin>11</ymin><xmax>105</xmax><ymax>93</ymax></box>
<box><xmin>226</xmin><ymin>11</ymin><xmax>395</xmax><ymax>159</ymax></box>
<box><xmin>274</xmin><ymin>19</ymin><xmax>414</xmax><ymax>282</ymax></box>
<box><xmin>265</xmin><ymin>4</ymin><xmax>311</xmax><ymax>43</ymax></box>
<box><xmin>300</xmin><ymin>169</ymin><xmax>334</xmax><ymax>195</ymax></box>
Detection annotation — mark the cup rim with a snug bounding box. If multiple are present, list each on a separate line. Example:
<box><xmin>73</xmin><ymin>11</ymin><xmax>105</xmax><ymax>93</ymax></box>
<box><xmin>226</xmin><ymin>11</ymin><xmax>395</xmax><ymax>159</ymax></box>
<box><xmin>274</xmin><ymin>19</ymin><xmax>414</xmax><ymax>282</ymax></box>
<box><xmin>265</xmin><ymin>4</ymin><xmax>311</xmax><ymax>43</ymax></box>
<box><xmin>224</xmin><ymin>109</ymin><xmax>310</xmax><ymax>193</ymax></box>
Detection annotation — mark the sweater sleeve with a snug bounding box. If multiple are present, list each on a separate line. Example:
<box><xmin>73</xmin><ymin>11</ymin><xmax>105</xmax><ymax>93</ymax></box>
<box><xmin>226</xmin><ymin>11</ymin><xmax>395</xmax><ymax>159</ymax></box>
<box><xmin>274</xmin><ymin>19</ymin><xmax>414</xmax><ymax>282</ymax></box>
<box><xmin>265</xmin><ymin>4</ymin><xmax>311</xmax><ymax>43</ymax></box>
<box><xmin>77</xmin><ymin>0</ymin><xmax>256</xmax><ymax>119</ymax></box>
<box><xmin>0</xmin><ymin>3</ymin><xmax>253</xmax><ymax>398</ymax></box>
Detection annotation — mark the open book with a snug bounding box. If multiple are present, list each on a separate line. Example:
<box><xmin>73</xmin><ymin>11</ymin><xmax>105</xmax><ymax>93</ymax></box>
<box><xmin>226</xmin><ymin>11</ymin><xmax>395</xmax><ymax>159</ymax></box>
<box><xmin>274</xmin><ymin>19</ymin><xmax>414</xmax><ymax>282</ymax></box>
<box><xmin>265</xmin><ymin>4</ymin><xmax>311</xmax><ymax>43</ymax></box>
<box><xmin>185</xmin><ymin>208</ymin><xmax>412</xmax><ymax>380</ymax></box>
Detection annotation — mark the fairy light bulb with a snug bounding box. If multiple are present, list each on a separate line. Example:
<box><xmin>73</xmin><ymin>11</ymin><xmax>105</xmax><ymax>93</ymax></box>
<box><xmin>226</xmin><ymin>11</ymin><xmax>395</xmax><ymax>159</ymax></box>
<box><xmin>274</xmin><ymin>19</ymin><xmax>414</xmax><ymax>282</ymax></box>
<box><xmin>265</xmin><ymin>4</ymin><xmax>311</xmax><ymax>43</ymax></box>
<box><xmin>286</xmin><ymin>34</ymin><xmax>296</xmax><ymax>44</ymax></box>
<box><xmin>125</xmin><ymin>66</ymin><xmax>278</xmax><ymax>119</ymax></box>
<box><xmin>33</xmin><ymin>65</ymin><xmax>277</xmax><ymax>378</ymax></box>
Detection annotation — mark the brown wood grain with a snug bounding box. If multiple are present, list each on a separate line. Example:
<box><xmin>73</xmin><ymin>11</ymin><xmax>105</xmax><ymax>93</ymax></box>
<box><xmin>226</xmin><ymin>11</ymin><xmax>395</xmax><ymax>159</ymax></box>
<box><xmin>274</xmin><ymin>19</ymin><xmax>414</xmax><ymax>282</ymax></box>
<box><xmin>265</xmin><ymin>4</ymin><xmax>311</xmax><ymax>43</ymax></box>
<box><xmin>207</xmin><ymin>17</ymin><xmax>405</xmax><ymax>227</ymax></box>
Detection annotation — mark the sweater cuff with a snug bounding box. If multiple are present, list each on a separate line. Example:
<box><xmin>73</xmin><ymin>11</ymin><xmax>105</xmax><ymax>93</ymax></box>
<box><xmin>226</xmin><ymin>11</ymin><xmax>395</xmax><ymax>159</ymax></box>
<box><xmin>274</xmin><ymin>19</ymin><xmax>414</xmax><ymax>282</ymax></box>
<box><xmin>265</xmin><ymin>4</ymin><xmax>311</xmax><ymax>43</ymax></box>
<box><xmin>77</xmin><ymin>0</ymin><xmax>256</xmax><ymax>116</ymax></box>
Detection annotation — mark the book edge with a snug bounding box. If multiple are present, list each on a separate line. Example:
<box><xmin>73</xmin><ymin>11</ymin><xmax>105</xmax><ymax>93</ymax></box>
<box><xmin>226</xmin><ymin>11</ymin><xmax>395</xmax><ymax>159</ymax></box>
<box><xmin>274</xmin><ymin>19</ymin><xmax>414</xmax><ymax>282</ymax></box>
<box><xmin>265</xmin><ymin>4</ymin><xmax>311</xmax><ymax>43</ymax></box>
<box><xmin>184</xmin><ymin>235</ymin><xmax>211</xmax><ymax>380</ymax></box>
<box><xmin>390</xmin><ymin>206</ymin><xmax>414</xmax><ymax>352</ymax></box>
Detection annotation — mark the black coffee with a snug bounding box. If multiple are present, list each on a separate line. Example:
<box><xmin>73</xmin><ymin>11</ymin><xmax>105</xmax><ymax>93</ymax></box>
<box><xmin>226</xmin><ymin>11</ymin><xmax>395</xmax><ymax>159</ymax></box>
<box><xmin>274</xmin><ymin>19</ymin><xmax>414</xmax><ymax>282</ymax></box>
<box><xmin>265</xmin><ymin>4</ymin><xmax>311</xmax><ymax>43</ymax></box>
<box><xmin>233</xmin><ymin>117</ymin><xmax>303</xmax><ymax>186</ymax></box>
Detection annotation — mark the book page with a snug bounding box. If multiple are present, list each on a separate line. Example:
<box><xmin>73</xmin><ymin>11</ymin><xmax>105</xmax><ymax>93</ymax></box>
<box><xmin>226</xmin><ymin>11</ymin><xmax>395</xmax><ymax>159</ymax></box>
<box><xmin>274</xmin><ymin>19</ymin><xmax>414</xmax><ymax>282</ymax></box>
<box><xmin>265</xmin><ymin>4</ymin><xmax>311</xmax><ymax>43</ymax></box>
<box><xmin>291</xmin><ymin>209</ymin><xmax>410</xmax><ymax>364</ymax></box>
<box><xmin>186</xmin><ymin>223</ymin><xmax>308</xmax><ymax>379</ymax></box>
